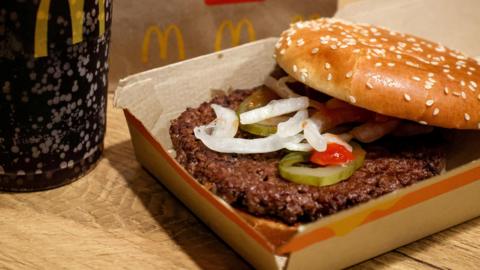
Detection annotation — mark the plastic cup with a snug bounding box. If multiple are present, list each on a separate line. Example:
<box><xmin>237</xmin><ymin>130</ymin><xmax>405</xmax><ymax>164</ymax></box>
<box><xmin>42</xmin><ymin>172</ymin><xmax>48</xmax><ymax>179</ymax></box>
<box><xmin>0</xmin><ymin>0</ymin><xmax>112</xmax><ymax>191</ymax></box>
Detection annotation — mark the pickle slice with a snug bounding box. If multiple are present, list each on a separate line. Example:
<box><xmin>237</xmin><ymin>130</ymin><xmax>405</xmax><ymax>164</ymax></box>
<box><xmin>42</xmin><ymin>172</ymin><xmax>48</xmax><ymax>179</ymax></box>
<box><xmin>237</xmin><ymin>88</ymin><xmax>288</xmax><ymax>136</ymax></box>
<box><xmin>278</xmin><ymin>143</ymin><xmax>366</xmax><ymax>187</ymax></box>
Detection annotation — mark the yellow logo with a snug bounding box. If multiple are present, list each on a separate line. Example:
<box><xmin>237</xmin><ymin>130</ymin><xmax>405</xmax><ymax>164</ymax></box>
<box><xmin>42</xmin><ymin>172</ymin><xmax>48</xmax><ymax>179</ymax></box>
<box><xmin>141</xmin><ymin>24</ymin><xmax>186</xmax><ymax>64</ymax></box>
<box><xmin>214</xmin><ymin>19</ymin><xmax>256</xmax><ymax>52</ymax></box>
<box><xmin>291</xmin><ymin>14</ymin><xmax>321</xmax><ymax>23</ymax></box>
<box><xmin>34</xmin><ymin>0</ymin><xmax>107</xmax><ymax>58</ymax></box>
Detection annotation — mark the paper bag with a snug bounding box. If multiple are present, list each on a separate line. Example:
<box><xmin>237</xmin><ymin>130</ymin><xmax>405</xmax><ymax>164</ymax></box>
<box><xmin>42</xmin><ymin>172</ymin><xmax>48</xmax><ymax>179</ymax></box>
<box><xmin>108</xmin><ymin>0</ymin><xmax>337</xmax><ymax>90</ymax></box>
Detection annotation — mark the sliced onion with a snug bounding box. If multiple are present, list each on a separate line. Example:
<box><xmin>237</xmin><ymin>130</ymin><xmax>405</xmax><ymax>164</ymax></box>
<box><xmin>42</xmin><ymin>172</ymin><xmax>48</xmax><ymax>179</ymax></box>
<box><xmin>283</xmin><ymin>134</ymin><xmax>312</xmax><ymax>152</ymax></box>
<box><xmin>265</xmin><ymin>76</ymin><xmax>324</xmax><ymax>110</ymax></box>
<box><xmin>323</xmin><ymin>133</ymin><xmax>353</xmax><ymax>152</ymax></box>
<box><xmin>194</xmin><ymin>126</ymin><xmax>304</xmax><ymax>154</ymax></box>
<box><xmin>350</xmin><ymin>120</ymin><xmax>400</xmax><ymax>143</ymax></box>
<box><xmin>210</xmin><ymin>104</ymin><xmax>239</xmax><ymax>138</ymax></box>
<box><xmin>284</xmin><ymin>142</ymin><xmax>313</xmax><ymax>152</ymax></box>
<box><xmin>337</xmin><ymin>133</ymin><xmax>354</xmax><ymax>142</ymax></box>
<box><xmin>277</xmin><ymin>110</ymin><xmax>308</xmax><ymax>137</ymax></box>
<box><xmin>264</xmin><ymin>76</ymin><xmax>298</xmax><ymax>98</ymax></box>
<box><xmin>303</xmin><ymin>119</ymin><xmax>327</xmax><ymax>152</ymax></box>
<box><xmin>239</xmin><ymin>96</ymin><xmax>309</xmax><ymax>125</ymax></box>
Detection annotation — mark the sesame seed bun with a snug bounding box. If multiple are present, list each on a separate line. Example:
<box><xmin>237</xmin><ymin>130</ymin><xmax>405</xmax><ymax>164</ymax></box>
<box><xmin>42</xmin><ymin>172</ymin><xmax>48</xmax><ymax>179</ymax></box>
<box><xmin>275</xmin><ymin>18</ymin><xmax>480</xmax><ymax>129</ymax></box>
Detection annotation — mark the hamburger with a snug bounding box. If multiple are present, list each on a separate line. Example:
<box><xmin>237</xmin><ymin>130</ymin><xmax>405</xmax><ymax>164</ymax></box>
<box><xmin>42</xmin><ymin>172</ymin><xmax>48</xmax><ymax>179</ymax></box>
<box><xmin>169</xmin><ymin>18</ymin><xmax>479</xmax><ymax>245</ymax></box>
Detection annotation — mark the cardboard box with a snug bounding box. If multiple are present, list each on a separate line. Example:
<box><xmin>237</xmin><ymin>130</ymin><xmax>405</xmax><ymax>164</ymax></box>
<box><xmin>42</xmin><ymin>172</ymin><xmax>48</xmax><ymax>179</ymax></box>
<box><xmin>114</xmin><ymin>37</ymin><xmax>480</xmax><ymax>269</ymax></box>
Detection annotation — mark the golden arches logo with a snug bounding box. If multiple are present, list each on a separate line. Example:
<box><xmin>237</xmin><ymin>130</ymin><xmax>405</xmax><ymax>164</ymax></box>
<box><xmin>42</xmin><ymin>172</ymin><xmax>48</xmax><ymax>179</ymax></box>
<box><xmin>291</xmin><ymin>14</ymin><xmax>321</xmax><ymax>24</ymax></box>
<box><xmin>34</xmin><ymin>0</ymin><xmax>107</xmax><ymax>58</ymax></box>
<box><xmin>214</xmin><ymin>19</ymin><xmax>256</xmax><ymax>52</ymax></box>
<box><xmin>141</xmin><ymin>25</ymin><xmax>186</xmax><ymax>64</ymax></box>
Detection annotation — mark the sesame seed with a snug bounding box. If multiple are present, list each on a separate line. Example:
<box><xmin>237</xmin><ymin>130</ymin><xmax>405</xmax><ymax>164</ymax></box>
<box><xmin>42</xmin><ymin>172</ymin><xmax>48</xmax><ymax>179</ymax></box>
<box><xmin>443</xmin><ymin>69</ymin><xmax>450</xmax><ymax>73</ymax></box>
<box><xmin>428</xmin><ymin>73</ymin><xmax>434</xmax><ymax>77</ymax></box>
<box><xmin>324</xmin><ymin>62</ymin><xmax>331</xmax><ymax>70</ymax></box>
<box><xmin>465</xmin><ymin>113</ymin><xmax>471</xmax><ymax>121</ymax></box>
<box><xmin>406</xmin><ymin>61</ymin><xmax>419</xmax><ymax>68</ymax></box>
<box><xmin>412</xmin><ymin>47</ymin><xmax>424</xmax><ymax>53</ymax></box>
<box><xmin>462</xmin><ymin>91</ymin><xmax>467</xmax><ymax>99</ymax></box>
<box><xmin>461</xmin><ymin>80</ymin><xmax>466</xmax><ymax>86</ymax></box>
<box><xmin>477</xmin><ymin>94</ymin><xmax>480</xmax><ymax>100</ymax></box>
<box><xmin>349</xmin><ymin>95</ymin><xmax>357</xmax><ymax>103</ymax></box>
<box><xmin>387</xmin><ymin>62</ymin><xmax>395</xmax><ymax>67</ymax></box>
<box><xmin>419</xmin><ymin>121</ymin><xmax>428</xmax><ymax>125</ymax></box>
<box><xmin>453</xmin><ymin>91</ymin><xmax>461</xmax><ymax>97</ymax></box>
<box><xmin>470</xmin><ymin>81</ymin><xmax>478</xmax><ymax>88</ymax></box>
<box><xmin>412</xmin><ymin>76</ymin><xmax>421</xmax><ymax>81</ymax></box>
<box><xmin>433</xmin><ymin>108</ymin><xmax>440</xmax><ymax>116</ymax></box>
<box><xmin>444</xmin><ymin>87</ymin><xmax>449</xmax><ymax>94</ymax></box>
<box><xmin>373</xmin><ymin>48</ymin><xmax>386</xmax><ymax>56</ymax></box>
<box><xmin>469</xmin><ymin>85</ymin><xmax>476</xmax><ymax>92</ymax></box>
<box><xmin>345</xmin><ymin>71</ymin><xmax>353</xmax><ymax>78</ymax></box>
<box><xmin>424</xmin><ymin>83</ymin><xmax>433</xmax><ymax>90</ymax></box>
<box><xmin>375</xmin><ymin>62</ymin><xmax>382</xmax><ymax>67</ymax></box>
<box><xmin>426</xmin><ymin>99</ymin><xmax>434</xmax><ymax>106</ymax></box>
<box><xmin>366</xmin><ymin>82</ymin><xmax>373</xmax><ymax>89</ymax></box>
<box><xmin>280</xmin><ymin>49</ymin><xmax>286</xmax><ymax>55</ymax></box>
<box><xmin>327</xmin><ymin>73</ymin><xmax>333</xmax><ymax>81</ymax></box>
<box><xmin>447</xmin><ymin>74</ymin><xmax>455</xmax><ymax>80</ymax></box>
<box><xmin>396</xmin><ymin>54</ymin><xmax>402</xmax><ymax>60</ymax></box>
<box><xmin>404</xmin><ymin>93</ymin><xmax>412</xmax><ymax>101</ymax></box>
<box><xmin>330</xmin><ymin>44</ymin><xmax>337</xmax><ymax>50</ymax></box>
<box><xmin>296</xmin><ymin>38</ymin><xmax>305</xmax><ymax>46</ymax></box>
<box><xmin>353</xmin><ymin>48</ymin><xmax>361</xmax><ymax>53</ymax></box>
<box><xmin>300</xmin><ymin>69</ymin><xmax>308</xmax><ymax>80</ymax></box>
<box><xmin>293</xmin><ymin>65</ymin><xmax>298</xmax><ymax>72</ymax></box>
<box><xmin>311</xmin><ymin>47</ymin><xmax>319</xmax><ymax>54</ymax></box>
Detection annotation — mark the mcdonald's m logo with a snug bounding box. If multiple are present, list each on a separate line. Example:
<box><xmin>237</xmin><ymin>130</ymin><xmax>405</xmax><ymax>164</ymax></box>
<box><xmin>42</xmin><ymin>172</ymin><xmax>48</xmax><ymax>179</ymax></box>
<box><xmin>141</xmin><ymin>24</ymin><xmax>186</xmax><ymax>64</ymax></box>
<box><xmin>214</xmin><ymin>19</ymin><xmax>256</xmax><ymax>52</ymax></box>
<box><xmin>34</xmin><ymin>0</ymin><xmax>107</xmax><ymax>58</ymax></box>
<box><xmin>291</xmin><ymin>14</ymin><xmax>321</xmax><ymax>24</ymax></box>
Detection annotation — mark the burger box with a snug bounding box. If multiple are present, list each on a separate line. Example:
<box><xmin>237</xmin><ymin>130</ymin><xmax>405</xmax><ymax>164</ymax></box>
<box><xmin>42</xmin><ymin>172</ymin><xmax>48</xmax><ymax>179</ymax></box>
<box><xmin>114</xmin><ymin>37</ymin><xmax>480</xmax><ymax>269</ymax></box>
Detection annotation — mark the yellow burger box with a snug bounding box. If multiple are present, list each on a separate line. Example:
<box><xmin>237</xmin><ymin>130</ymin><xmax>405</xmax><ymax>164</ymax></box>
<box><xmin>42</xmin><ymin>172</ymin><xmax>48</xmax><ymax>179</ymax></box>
<box><xmin>114</xmin><ymin>37</ymin><xmax>480</xmax><ymax>269</ymax></box>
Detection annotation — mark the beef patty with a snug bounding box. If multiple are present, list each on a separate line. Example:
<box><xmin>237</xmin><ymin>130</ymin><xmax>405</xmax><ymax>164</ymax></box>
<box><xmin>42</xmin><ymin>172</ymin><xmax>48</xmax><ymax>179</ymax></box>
<box><xmin>169</xmin><ymin>88</ymin><xmax>446</xmax><ymax>225</ymax></box>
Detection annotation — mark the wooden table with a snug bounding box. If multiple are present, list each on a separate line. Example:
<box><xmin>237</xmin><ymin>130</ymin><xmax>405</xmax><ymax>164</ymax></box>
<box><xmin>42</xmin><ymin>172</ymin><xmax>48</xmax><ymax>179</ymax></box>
<box><xmin>0</xmin><ymin>93</ymin><xmax>478</xmax><ymax>269</ymax></box>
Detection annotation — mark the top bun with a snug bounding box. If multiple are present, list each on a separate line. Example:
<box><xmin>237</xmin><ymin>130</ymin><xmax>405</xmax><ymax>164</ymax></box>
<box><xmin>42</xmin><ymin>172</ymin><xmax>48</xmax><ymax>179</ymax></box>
<box><xmin>274</xmin><ymin>18</ymin><xmax>480</xmax><ymax>129</ymax></box>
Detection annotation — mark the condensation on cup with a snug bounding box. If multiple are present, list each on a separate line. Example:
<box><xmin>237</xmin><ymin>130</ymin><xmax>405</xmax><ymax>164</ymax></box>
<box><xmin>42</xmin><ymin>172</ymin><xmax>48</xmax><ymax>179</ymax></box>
<box><xmin>0</xmin><ymin>0</ymin><xmax>112</xmax><ymax>191</ymax></box>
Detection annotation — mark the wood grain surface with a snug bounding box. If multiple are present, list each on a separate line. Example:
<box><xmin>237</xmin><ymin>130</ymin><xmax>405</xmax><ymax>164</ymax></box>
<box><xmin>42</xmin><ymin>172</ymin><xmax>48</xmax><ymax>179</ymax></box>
<box><xmin>0</xmin><ymin>94</ymin><xmax>478</xmax><ymax>269</ymax></box>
